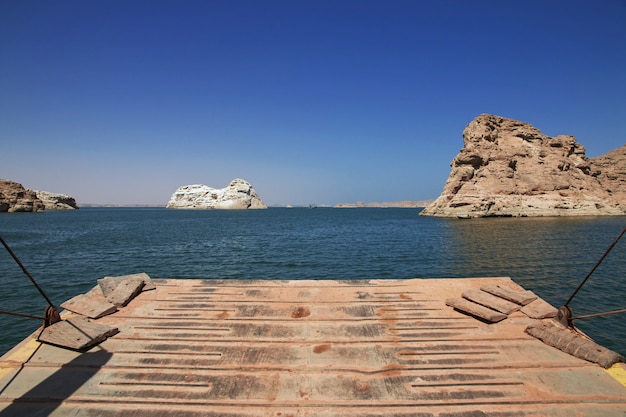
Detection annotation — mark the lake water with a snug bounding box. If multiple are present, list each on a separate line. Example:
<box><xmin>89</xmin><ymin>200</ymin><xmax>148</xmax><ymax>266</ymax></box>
<box><xmin>1</xmin><ymin>207</ymin><xmax>624</xmax><ymax>356</ymax></box>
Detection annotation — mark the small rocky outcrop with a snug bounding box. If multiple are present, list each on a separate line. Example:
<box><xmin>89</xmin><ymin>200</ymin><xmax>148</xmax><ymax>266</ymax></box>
<box><xmin>421</xmin><ymin>114</ymin><xmax>625</xmax><ymax>218</ymax></box>
<box><xmin>0</xmin><ymin>179</ymin><xmax>45</xmax><ymax>212</ymax></box>
<box><xmin>35</xmin><ymin>190</ymin><xmax>79</xmax><ymax>210</ymax></box>
<box><xmin>166</xmin><ymin>178</ymin><xmax>267</xmax><ymax>210</ymax></box>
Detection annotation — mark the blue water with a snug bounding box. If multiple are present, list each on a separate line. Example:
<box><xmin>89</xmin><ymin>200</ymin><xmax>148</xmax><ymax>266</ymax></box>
<box><xmin>1</xmin><ymin>207</ymin><xmax>624</xmax><ymax>356</ymax></box>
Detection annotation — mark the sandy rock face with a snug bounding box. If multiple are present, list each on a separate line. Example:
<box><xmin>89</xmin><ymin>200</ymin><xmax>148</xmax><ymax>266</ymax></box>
<box><xmin>421</xmin><ymin>114</ymin><xmax>625</xmax><ymax>218</ymax></box>
<box><xmin>166</xmin><ymin>178</ymin><xmax>267</xmax><ymax>209</ymax></box>
<box><xmin>0</xmin><ymin>180</ymin><xmax>79</xmax><ymax>212</ymax></box>
<box><xmin>0</xmin><ymin>179</ymin><xmax>46</xmax><ymax>212</ymax></box>
<box><xmin>590</xmin><ymin>145</ymin><xmax>626</xmax><ymax>209</ymax></box>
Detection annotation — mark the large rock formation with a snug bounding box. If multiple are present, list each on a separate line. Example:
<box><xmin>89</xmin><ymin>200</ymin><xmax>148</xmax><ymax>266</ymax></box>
<box><xmin>35</xmin><ymin>190</ymin><xmax>79</xmax><ymax>210</ymax></box>
<box><xmin>0</xmin><ymin>179</ymin><xmax>78</xmax><ymax>212</ymax></box>
<box><xmin>0</xmin><ymin>179</ymin><xmax>46</xmax><ymax>212</ymax></box>
<box><xmin>421</xmin><ymin>114</ymin><xmax>625</xmax><ymax>218</ymax></box>
<box><xmin>166</xmin><ymin>178</ymin><xmax>267</xmax><ymax>209</ymax></box>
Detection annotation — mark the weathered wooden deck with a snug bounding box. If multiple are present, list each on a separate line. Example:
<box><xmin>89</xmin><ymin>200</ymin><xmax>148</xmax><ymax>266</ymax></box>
<box><xmin>1</xmin><ymin>277</ymin><xmax>625</xmax><ymax>416</ymax></box>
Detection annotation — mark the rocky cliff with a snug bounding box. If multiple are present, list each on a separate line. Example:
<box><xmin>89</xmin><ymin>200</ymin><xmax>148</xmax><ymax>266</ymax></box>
<box><xmin>0</xmin><ymin>179</ymin><xmax>78</xmax><ymax>212</ymax></box>
<box><xmin>0</xmin><ymin>179</ymin><xmax>46</xmax><ymax>212</ymax></box>
<box><xmin>420</xmin><ymin>114</ymin><xmax>625</xmax><ymax>218</ymax></box>
<box><xmin>166</xmin><ymin>178</ymin><xmax>267</xmax><ymax>209</ymax></box>
<box><xmin>590</xmin><ymin>145</ymin><xmax>626</xmax><ymax>209</ymax></box>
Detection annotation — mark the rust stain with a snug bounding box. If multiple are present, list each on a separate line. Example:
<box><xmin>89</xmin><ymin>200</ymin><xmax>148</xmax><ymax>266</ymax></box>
<box><xmin>291</xmin><ymin>306</ymin><xmax>310</xmax><ymax>318</ymax></box>
<box><xmin>313</xmin><ymin>344</ymin><xmax>331</xmax><ymax>354</ymax></box>
<box><xmin>399</xmin><ymin>293</ymin><xmax>412</xmax><ymax>300</ymax></box>
<box><xmin>217</xmin><ymin>310</ymin><xmax>229</xmax><ymax>319</ymax></box>
<box><xmin>381</xmin><ymin>364</ymin><xmax>403</xmax><ymax>377</ymax></box>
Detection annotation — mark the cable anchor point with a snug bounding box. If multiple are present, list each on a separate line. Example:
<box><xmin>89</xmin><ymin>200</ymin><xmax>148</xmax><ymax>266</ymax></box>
<box><xmin>556</xmin><ymin>305</ymin><xmax>573</xmax><ymax>328</ymax></box>
<box><xmin>44</xmin><ymin>305</ymin><xmax>61</xmax><ymax>327</ymax></box>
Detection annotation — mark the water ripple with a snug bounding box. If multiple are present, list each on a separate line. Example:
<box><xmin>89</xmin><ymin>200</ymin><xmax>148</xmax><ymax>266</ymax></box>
<box><xmin>1</xmin><ymin>208</ymin><xmax>624</xmax><ymax>355</ymax></box>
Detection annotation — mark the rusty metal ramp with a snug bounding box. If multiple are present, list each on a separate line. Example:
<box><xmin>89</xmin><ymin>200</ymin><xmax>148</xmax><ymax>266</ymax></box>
<box><xmin>1</xmin><ymin>277</ymin><xmax>625</xmax><ymax>416</ymax></box>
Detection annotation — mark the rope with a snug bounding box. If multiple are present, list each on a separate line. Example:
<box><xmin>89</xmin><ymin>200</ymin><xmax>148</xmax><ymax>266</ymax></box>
<box><xmin>0</xmin><ymin>310</ymin><xmax>46</xmax><ymax>321</ymax></box>
<box><xmin>564</xmin><ymin>226</ymin><xmax>626</xmax><ymax>307</ymax></box>
<box><xmin>572</xmin><ymin>308</ymin><xmax>626</xmax><ymax>320</ymax></box>
<box><xmin>0</xmin><ymin>234</ymin><xmax>56</xmax><ymax>307</ymax></box>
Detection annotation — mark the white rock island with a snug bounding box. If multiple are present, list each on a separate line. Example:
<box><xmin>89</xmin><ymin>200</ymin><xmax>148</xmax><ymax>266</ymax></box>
<box><xmin>166</xmin><ymin>178</ymin><xmax>267</xmax><ymax>210</ymax></box>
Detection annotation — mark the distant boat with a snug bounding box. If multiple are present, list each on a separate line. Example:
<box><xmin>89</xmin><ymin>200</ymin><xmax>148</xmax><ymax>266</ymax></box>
<box><xmin>309</xmin><ymin>204</ymin><xmax>317</xmax><ymax>209</ymax></box>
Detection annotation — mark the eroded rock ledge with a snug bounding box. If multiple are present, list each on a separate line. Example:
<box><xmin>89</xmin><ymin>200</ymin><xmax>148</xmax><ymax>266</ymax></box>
<box><xmin>421</xmin><ymin>114</ymin><xmax>625</xmax><ymax>218</ymax></box>
<box><xmin>35</xmin><ymin>190</ymin><xmax>79</xmax><ymax>210</ymax></box>
<box><xmin>166</xmin><ymin>178</ymin><xmax>267</xmax><ymax>209</ymax></box>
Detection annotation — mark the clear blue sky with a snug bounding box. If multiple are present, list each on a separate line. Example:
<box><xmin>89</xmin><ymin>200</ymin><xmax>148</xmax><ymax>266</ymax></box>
<box><xmin>1</xmin><ymin>0</ymin><xmax>625</xmax><ymax>206</ymax></box>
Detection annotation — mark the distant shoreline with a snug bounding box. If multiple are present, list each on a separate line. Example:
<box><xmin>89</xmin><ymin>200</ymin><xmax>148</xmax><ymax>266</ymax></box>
<box><xmin>79</xmin><ymin>204</ymin><xmax>166</xmax><ymax>208</ymax></box>
<box><xmin>334</xmin><ymin>200</ymin><xmax>433</xmax><ymax>208</ymax></box>
<box><xmin>79</xmin><ymin>201</ymin><xmax>434</xmax><ymax>209</ymax></box>
<box><xmin>335</xmin><ymin>200</ymin><xmax>434</xmax><ymax>208</ymax></box>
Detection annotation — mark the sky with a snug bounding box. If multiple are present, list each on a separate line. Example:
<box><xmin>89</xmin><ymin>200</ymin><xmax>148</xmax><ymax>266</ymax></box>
<box><xmin>1</xmin><ymin>0</ymin><xmax>625</xmax><ymax>206</ymax></box>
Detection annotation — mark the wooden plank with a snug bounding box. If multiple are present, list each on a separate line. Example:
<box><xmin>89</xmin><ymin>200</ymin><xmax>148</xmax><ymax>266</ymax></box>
<box><xmin>520</xmin><ymin>297</ymin><xmax>558</xmax><ymax>319</ymax></box>
<box><xmin>60</xmin><ymin>293</ymin><xmax>117</xmax><ymax>319</ymax></box>
<box><xmin>103</xmin><ymin>278</ymin><xmax>144</xmax><ymax>306</ymax></box>
<box><xmin>37</xmin><ymin>318</ymin><xmax>118</xmax><ymax>351</ymax></box>
<box><xmin>526</xmin><ymin>323</ymin><xmax>625</xmax><ymax>368</ymax></box>
<box><xmin>98</xmin><ymin>272</ymin><xmax>155</xmax><ymax>296</ymax></box>
<box><xmin>126</xmin><ymin>272</ymin><xmax>156</xmax><ymax>291</ymax></box>
<box><xmin>98</xmin><ymin>276</ymin><xmax>125</xmax><ymax>297</ymax></box>
<box><xmin>445</xmin><ymin>297</ymin><xmax>507</xmax><ymax>323</ymax></box>
<box><xmin>462</xmin><ymin>288</ymin><xmax>521</xmax><ymax>314</ymax></box>
<box><xmin>481</xmin><ymin>284</ymin><xmax>537</xmax><ymax>305</ymax></box>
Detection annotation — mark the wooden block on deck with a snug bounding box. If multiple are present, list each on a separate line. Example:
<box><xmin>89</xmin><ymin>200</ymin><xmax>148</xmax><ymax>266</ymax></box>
<box><xmin>481</xmin><ymin>285</ymin><xmax>537</xmax><ymax>305</ymax></box>
<box><xmin>446</xmin><ymin>297</ymin><xmax>507</xmax><ymax>323</ymax></box>
<box><xmin>129</xmin><ymin>272</ymin><xmax>156</xmax><ymax>291</ymax></box>
<box><xmin>38</xmin><ymin>318</ymin><xmax>119</xmax><ymax>351</ymax></box>
<box><xmin>102</xmin><ymin>278</ymin><xmax>145</xmax><ymax>306</ymax></box>
<box><xmin>462</xmin><ymin>288</ymin><xmax>521</xmax><ymax>315</ymax></box>
<box><xmin>98</xmin><ymin>272</ymin><xmax>155</xmax><ymax>294</ymax></box>
<box><xmin>520</xmin><ymin>298</ymin><xmax>558</xmax><ymax>319</ymax></box>
<box><xmin>526</xmin><ymin>322</ymin><xmax>625</xmax><ymax>368</ymax></box>
<box><xmin>61</xmin><ymin>293</ymin><xmax>117</xmax><ymax>319</ymax></box>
